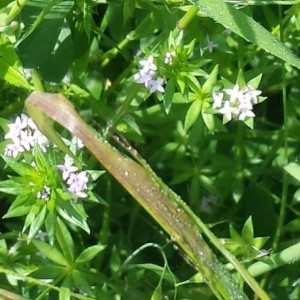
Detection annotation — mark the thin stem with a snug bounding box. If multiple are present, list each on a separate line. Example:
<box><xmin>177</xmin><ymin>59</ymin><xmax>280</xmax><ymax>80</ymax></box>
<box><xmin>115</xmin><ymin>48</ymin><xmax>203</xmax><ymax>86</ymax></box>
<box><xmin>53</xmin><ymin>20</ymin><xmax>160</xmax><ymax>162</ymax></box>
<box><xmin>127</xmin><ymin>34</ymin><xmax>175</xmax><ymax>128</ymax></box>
<box><xmin>5</xmin><ymin>0</ymin><xmax>28</xmax><ymax>24</ymax></box>
<box><xmin>176</xmin><ymin>5</ymin><xmax>199</xmax><ymax>30</ymax></box>
<box><xmin>31</xmin><ymin>70</ymin><xmax>44</xmax><ymax>92</ymax></box>
<box><xmin>0</xmin><ymin>266</ymin><xmax>92</xmax><ymax>300</ymax></box>
<box><xmin>273</xmin><ymin>4</ymin><xmax>288</xmax><ymax>253</ymax></box>
<box><xmin>247</xmin><ymin>241</ymin><xmax>300</xmax><ymax>277</ymax></box>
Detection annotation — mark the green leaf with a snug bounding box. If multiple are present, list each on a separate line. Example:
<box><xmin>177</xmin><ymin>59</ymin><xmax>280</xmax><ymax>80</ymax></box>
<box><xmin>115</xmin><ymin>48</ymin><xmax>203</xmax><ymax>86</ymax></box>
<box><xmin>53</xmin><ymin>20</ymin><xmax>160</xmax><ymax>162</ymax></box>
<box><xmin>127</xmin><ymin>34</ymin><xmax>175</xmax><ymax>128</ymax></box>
<box><xmin>72</xmin><ymin>269</ymin><xmax>94</xmax><ymax>296</ymax></box>
<box><xmin>241</xmin><ymin>216</ymin><xmax>254</xmax><ymax>240</ymax></box>
<box><xmin>184</xmin><ymin>99</ymin><xmax>202</xmax><ymax>131</ymax></box>
<box><xmin>232</xmin><ymin>171</ymin><xmax>244</xmax><ymax>203</ymax></box>
<box><xmin>56</xmin><ymin>199</ymin><xmax>90</xmax><ymax>233</ymax></box>
<box><xmin>151</xmin><ymin>284</ymin><xmax>162</xmax><ymax>300</ymax></box>
<box><xmin>23</xmin><ymin>207</ymin><xmax>39</xmax><ymax>233</ymax></box>
<box><xmin>45</xmin><ymin>210</ymin><xmax>56</xmax><ymax>246</ymax></box>
<box><xmin>0</xmin><ymin>59</ymin><xmax>29</xmax><ymax>89</ymax></box>
<box><xmin>0</xmin><ymin>179</ymin><xmax>30</xmax><ymax>195</ymax></box>
<box><xmin>0</xmin><ymin>35</ymin><xmax>30</xmax><ymax>88</ymax></box>
<box><xmin>33</xmin><ymin>239</ymin><xmax>69</xmax><ymax>266</ymax></box>
<box><xmin>29</xmin><ymin>265</ymin><xmax>65</xmax><ymax>279</ymax></box>
<box><xmin>3</xmin><ymin>205</ymin><xmax>31</xmax><ymax>218</ymax></box>
<box><xmin>247</xmin><ymin>73</ymin><xmax>262</xmax><ymax>89</ymax></box>
<box><xmin>2</xmin><ymin>156</ymin><xmax>38</xmax><ymax>178</ymax></box>
<box><xmin>8</xmin><ymin>194</ymin><xmax>34</xmax><ymax>211</ymax></box>
<box><xmin>202</xmin><ymin>112</ymin><xmax>215</xmax><ymax>133</ymax></box>
<box><xmin>56</xmin><ymin>217</ymin><xmax>74</xmax><ymax>262</ymax></box>
<box><xmin>75</xmin><ymin>245</ymin><xmax>106</xmax><ymax>264</ymax></box>
<box><xmin>284</xmin><ymin>218</ymin><xmax>300</xmax><ymax>233</ymax></box>
<box><xmin>190</xmin><ymin>0</ymin><xmax>300</xmax><ymax>69</ymax></box>
<box><xmin>202</xmin><ymin>64</ymin><xmax>219</xmax><ymax>94</ymax></box>
<box><xmin>110</xmin><ymin>246</ymin><xmax>121</xmax><ymax>273</ymax></box>
<box><xmin>164</xmin><ymin>78</ymin><xmax>176</xmax><ymax>114</ymax></box>
<box><xmin>28</xmin><ymin>205</ymin><xmax>47</xmax><ymax>242</ymax></box>
<box><xmin>59</xmin><ymin>287</ymin><xmax>71</xmax><ymax>300</ymax></box>
<box><xmin>87</xmin><ymin>191</ymin><xmax>107</xmax><ymax>205</ymax></box>
<box><xmin>17</xmin><ymin>0</ymin><xmax>74</xmax><ymax>82</ymax></box>
<box><xmin>284</xmin><ymin>162</ymin><xmax>300</xmax><ymax>182</ymax></box>
<box><xmin>39</xmin><ymin>21</ymin><xmax>73</xmax><ymax>82</ymax></box>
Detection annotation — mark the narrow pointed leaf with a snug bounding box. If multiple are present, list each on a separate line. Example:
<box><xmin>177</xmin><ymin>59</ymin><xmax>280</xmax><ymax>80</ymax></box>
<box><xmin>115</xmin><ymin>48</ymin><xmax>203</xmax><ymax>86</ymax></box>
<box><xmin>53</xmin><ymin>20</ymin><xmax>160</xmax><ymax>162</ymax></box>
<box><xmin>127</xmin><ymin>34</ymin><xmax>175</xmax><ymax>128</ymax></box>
<box><xmin>75</xmin><ymin>245</ymin><xmax>106</xmax><ymax>264</ymax></box>
<box><xmin>189</xmin><ymin>0</ymin><xmax>300</xmax><ymax>69</ymax></box>
<box><xmin>33</xmin><ymin>239</ymin><xmax>69</xmax><ymax>266</ymax></box>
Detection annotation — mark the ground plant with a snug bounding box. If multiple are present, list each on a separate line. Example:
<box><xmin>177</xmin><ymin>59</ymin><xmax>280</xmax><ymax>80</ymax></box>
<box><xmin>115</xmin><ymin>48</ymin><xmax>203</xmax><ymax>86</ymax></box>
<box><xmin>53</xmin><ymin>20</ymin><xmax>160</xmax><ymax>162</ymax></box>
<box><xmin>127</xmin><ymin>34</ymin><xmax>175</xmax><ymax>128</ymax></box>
<box><xmin>0</xmin><ymin>0</ymin><xmax>300</xmax><ymax>299</ymax></box>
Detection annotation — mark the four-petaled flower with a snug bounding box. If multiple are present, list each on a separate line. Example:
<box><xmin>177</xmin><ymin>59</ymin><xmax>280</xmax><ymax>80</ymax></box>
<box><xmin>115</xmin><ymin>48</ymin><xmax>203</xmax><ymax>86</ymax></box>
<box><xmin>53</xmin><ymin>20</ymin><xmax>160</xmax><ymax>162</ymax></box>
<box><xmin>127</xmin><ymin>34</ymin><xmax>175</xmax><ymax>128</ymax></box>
<box><xmin>204</xmin><ymin>37</ymin><xmax>218</xmax><ymax>53</ymax></box>
<box><xmin>139</xmin><ymin>55</ymin><xmax>157</xmax><ymax>73</ymax></box>
<box><xmin>149</xmin><ymin>77</ymin><xmax>165</xmax><ymax>93</ymax></box>
<box><xmin>212</xmin><ymin>92</ymin><xmax>224</xmax><ymax>109</ymax></box>
<box><xmin>57</xmin><ymin>155</ymin><xmax>78</xmax><ymax>181</ymax></box>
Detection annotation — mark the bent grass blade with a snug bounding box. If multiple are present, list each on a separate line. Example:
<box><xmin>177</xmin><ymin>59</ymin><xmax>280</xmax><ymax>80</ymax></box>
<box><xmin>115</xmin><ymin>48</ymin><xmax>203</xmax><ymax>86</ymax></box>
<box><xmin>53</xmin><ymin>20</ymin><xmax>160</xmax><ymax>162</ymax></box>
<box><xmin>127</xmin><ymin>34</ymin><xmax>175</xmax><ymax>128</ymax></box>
<box><xmin>25</xmin><ymin>91</ymin><xmax>270</xmax><ymax>300</ymax></box>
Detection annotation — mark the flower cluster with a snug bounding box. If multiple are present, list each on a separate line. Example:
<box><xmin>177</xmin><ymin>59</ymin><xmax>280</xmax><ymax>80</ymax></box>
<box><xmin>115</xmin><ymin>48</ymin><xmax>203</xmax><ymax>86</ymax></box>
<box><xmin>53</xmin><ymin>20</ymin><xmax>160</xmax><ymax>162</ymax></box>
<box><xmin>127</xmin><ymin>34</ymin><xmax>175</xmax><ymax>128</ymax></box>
<box><xmin>4</xmin><ymin>114</ymin><xmax>48</xmax><ymax>158</ymax></box>
<box><xmin>134</xmin><ymin>54</ymin><xmax>165</xmax><ymax>93</ymax></box>
<box><xmin>164</xmin><ymin>51</ymin><xmax>176</xmax><ymax>65</ymax></box>
<box><xmin>37</xmin><ymin>185</ymin><xmax>51</xmax><ymax>201</ymax></box>
<box><xmin>57</xmin><ymin>155</ymin><xmax>89</xmax><ymax>199</ymax></box>
<box><xmin>212</xmin><ymin>84</ymin><xmax>262</xmax><ymax>121</ymax></box>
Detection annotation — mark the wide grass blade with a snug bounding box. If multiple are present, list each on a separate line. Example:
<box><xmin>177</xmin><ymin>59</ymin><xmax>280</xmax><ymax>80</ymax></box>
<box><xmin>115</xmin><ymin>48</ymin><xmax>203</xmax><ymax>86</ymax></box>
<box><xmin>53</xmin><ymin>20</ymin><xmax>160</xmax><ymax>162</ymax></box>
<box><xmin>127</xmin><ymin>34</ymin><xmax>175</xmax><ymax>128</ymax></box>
<box><xmin>189</xmin><ymin>0</ymin><xmax>300</xmax><ymax>69</ymax></box>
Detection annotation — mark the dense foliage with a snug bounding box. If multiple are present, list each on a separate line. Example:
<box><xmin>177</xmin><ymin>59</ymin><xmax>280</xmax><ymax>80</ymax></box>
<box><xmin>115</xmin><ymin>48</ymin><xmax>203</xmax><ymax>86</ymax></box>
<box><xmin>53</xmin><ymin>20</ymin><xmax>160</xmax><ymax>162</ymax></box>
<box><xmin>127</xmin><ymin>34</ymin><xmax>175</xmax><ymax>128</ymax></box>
<box><xmin>0</xmin><ymin>0</ymin><xmax>300</xmax><ymax>299</ymax></box>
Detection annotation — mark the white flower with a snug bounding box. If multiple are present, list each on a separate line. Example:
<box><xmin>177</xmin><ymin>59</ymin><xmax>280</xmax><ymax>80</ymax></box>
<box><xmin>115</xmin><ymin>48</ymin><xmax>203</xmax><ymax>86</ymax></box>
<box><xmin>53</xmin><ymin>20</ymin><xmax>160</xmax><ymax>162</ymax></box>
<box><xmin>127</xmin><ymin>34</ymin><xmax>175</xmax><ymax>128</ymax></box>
<box><xmin>243</xmin><ymin>85</ymin><xmax>262</xmax><ymax>104</ymax></box>
<box><xmin>57</xmin><ymin>155</ymin><xmax>78</xmax><ymax>181</ymax></box>
<box><xmin>134</xmin><ymin>55</ymin><xmax>166</xmax><ymax>94</ymax></box>
<box><xmin>200</xmin><ymin>195</ymin><xmax>218</xmax><ymax>213</ymax></box>
<box><xmin>4</xmin><ymin>115</ymin><xmax>27</xmax><ymax>140</ymax></box>
<box><xmin>212</xmin><ymin>92</ymin><xmax>224</xmax><ymax>109</ymax></box>
<box><xmin>204</xmin><ymin>37</ymin><xmax>218</xmax><ymax>53</ymax></box>
<box><xmin>212</xmin><ymin>81</ymin><xmax>263</xmax><ymax>123</ymax></box>
<box><xmin>149</xmin><ymin>77</ymin><xmax>165</xmax><ymax>93</ymax></box>
<box><xmin>139</xmin><ymin>55</ymin><xmax>157</xmax><ymax>73</ymax></box>
<box><xmin>4</xmin><ymin>142</ymin><xmax>24</xmax><ymax>158</ymax></box>
<box><xmin>134</xmin><ymin>70</ymin><xmax>154</xmax><ymax>88</ymax></box>
<box><xmin>238</xmin><ymin>106</ymin><xmax>255</xmax><ymax>120</ymax></box>
<box><xmin>37</xmin><ymin>185</ymin><xmax>51</xmax><ymax>201</ymax></box>
<box><xmin>73</xmin><ymin>136</ymin><xmax>84</xmax><ymax>149</ymax></box>
<box><xmin>4</xmin><ymin>114</ymin><xmax>49</xmax><ymax>157</ymax></box>
<box><xmin>67</xmin><ymin>171</ymin><xmax>89</xmax><ymax>198</ymax></box>
<box><xmin>33</xmin><ymin>131</ymin><xmax>49</xmax><ymax>152</ymax></box>
<box><xmin>35</xmin><ymin>230</ymin><xmax>47</xmax><ymax>241</ymax></box>
<box><xmin>225</xmin><ymin>84</ymin><xmax>243</xmax><ymax>103</ymax></box>
<box><xmin>164</xmin><ymin>51</ymin><xmax>176</xmax><ymax>65</ymax></box>
<box><xmin>219</xmin><ymin>101</ymin><xmax>236</xmax><ymax>121</ymax></box>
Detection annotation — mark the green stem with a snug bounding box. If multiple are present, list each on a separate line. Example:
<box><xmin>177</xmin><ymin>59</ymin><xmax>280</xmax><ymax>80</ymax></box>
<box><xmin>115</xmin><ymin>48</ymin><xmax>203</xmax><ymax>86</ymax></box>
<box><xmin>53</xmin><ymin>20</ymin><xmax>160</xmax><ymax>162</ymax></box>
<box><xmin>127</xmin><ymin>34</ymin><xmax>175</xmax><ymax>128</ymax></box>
<box><xmin>273</xmin><ymin>4</ymin><xmax>288</xmax><ymax>253</ymax></box>
<box><xmin>100</xmin><ymin>34</ymin><xmax>132</xmax><ymax>68</ymax></box>
<box><xmin>31</xmin><ymin>70</ymin><xmax>45</xmax><ymax>92</ymax></box>
<box><xmin>176</xmin><ymin>5</ymin><xmax>199</xmax><ymax>30</ymax></box>
<box><xmin>5</xmin><ymin>0</ymin><xmax>28</xmax><ymax>24</ymax></box>
<box><xmin>97</xmin><ymin>178</ymin><xmax>111</xmax><ymax>268</ymax></box>
<box><xmin>248</xmin><ymin>241</ymin><xmax>300</xmax><ymax>277</ymax></box>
